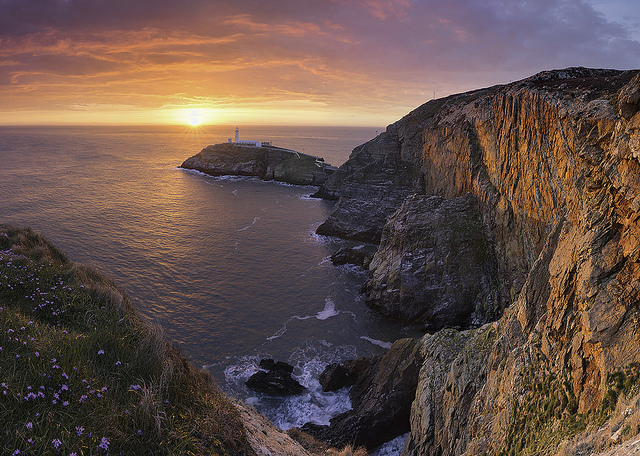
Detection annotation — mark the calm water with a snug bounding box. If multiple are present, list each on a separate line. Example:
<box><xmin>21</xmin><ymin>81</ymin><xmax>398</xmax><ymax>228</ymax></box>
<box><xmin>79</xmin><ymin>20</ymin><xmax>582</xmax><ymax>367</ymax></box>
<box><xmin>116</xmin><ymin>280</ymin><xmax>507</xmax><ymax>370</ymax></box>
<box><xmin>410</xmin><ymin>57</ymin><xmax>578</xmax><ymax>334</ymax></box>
<box><xmin>0</xmin><ymin>125</ymin><xmax>419</xmax><ymax>442</ymax></box>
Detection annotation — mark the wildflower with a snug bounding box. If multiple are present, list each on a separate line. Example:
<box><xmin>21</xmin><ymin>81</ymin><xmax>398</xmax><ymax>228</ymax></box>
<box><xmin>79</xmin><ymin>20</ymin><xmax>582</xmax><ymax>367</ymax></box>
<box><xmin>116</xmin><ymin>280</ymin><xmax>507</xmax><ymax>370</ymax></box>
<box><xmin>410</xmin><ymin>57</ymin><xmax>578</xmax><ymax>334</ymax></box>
<box><xmin>97</xmin><ymin>349</ymin><xmax>104</xmax><ymax>355</ymax></box>
<box><xmin>97</xmin><ymin>436</ymin><xmax>110</xmax><ymax>451</ymax></box>
<box><xmin>63</xmin><ymin>401</ymin><xmax>69</xmax><ymax>406</ymax></box>
<box><xmin>26</xmin><ymin>422</ymin><xmax>33</xmax><ymax>429</ymax></box>
<box><xmin>35</xmin><ymin>352</ymin><xmax>39</xmax><ymax>357</ymax></box>
<box><xmin>12</xmin><ymin>450</ymin><xmax>20</xmax><ymax>455</ymax></box>
<box><xmin>75</xmin><ymin>426</ymin><xmax>84</xmax><ymax>436</ymax></box>
<box><xmin>137</xmin><ymin>429</ymin><xmax>143</xmax><ymax>436</ymax></box>
<box><xmin>52</xmin><ymin>438</ymin><xmax>62</xmax><ymax>449</ymax></box>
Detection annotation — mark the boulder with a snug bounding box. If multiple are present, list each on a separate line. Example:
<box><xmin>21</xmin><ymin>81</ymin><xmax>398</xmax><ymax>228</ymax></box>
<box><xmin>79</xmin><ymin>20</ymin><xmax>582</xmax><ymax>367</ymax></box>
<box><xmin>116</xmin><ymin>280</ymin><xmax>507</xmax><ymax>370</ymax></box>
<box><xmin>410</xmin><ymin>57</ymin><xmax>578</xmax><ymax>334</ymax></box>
<box><xmin>329</xmin><ymin>245</ymin><xmax>377</xmax><ymax>269</ymax></box>
<box><xmin>318</xmin><ymin>356</ymin><xmax>379</xmax><ymax>392</ymax></box>
<box><xmin>245</xmin><ymin>359</ymin><xmax>306</xmax><ymax>396</ymax></box>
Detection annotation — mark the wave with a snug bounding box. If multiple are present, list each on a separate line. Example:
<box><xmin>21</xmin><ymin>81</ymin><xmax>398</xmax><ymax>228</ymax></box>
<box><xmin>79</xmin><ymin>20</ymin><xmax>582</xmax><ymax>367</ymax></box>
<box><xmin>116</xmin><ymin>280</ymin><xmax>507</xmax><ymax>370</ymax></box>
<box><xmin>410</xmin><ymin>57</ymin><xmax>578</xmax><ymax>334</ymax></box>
<box><xmin>316</xmin><ymin>299</ymin><xmax>339</xmax><ymax>320</ymax></box>
<box><xmin>360</xmin><ymin>336</ymin><xmax>393</xmax><ymax>350</ymax></box>
<box><xmin>237</xmin><ymin>216</ymin><xmax>260</xmax><ymax>232</ymax></box>
<box><xmin>267</xmin><ymin>298</ymin><xmax>345</xmax><ymax>341</ymax></box>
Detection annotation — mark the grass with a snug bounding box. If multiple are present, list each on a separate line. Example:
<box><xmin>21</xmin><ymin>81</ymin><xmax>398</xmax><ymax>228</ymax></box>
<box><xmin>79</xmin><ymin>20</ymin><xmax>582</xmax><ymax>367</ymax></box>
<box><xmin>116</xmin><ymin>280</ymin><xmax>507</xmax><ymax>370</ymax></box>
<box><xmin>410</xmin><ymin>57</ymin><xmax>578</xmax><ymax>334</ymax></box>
<box><xmin>495</xmin><ymin>357</ymin><xmax>640</xmax><ymax>456</ymax></box>
<box><xmin>0</xmin><ymin>224</ymin><xmax>253</xmax><ymax>456</ymax></box>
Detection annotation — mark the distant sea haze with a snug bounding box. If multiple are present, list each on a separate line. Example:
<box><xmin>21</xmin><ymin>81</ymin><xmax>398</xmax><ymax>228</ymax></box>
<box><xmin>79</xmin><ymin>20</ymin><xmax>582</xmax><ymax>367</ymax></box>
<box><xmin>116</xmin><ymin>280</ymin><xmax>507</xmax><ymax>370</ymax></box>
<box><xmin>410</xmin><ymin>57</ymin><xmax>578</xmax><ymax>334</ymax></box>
<box><xmin>0</xmin><ymin>125</ymin><xmax>419</xmax><ymax>433</ymax></box>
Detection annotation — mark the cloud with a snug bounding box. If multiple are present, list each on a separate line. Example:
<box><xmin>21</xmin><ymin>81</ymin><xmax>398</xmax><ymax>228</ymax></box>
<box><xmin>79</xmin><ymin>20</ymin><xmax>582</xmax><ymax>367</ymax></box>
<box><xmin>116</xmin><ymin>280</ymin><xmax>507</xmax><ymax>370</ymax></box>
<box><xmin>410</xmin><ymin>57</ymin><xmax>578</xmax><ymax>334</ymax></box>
<box><xmin>0</xmin><ymin>0</ymin><xmax>638</xmax><ymax>124</ymax></box>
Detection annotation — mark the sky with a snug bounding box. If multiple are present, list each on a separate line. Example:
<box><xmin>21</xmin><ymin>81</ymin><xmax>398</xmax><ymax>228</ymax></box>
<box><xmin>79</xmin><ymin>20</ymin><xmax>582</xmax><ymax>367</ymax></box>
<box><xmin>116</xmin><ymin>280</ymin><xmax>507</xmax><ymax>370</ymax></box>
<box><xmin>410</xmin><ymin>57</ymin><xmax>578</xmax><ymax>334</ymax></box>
<box><xmin>0</xmin><ymin>0</ymin><xmax>639</xmax><ymax>127</ymax></box>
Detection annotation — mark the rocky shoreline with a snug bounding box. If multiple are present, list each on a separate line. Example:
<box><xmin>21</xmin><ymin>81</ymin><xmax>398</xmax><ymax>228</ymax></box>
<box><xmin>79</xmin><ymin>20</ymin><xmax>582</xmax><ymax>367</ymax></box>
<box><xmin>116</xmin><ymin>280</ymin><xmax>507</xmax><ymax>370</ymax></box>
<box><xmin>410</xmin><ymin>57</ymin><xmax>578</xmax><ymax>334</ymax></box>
<box><xmin>299</xmin><ymin>67</ymin><xmax>640</xmax><ymax>455</ymax></box>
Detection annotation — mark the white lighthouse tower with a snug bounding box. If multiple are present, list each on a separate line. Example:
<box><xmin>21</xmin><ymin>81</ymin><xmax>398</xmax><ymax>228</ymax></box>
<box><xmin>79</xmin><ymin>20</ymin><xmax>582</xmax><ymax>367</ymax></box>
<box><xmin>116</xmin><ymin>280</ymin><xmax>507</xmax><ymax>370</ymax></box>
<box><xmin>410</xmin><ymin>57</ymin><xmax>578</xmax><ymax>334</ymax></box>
<box><xmin>235</xmin><ymin>127</ymin><xmax>240</xmax><ymax>143</ymax></box>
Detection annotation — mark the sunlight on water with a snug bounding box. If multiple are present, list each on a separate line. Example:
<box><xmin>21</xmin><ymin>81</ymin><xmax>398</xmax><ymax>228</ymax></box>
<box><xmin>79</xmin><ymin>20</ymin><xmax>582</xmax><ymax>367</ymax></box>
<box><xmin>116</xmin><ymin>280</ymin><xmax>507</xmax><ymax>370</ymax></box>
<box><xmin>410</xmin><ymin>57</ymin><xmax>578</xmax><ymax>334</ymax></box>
<box><xmin>0</xmin><ymin>125</ymin><xmax>420</xmax><ymax>451</ymax></box>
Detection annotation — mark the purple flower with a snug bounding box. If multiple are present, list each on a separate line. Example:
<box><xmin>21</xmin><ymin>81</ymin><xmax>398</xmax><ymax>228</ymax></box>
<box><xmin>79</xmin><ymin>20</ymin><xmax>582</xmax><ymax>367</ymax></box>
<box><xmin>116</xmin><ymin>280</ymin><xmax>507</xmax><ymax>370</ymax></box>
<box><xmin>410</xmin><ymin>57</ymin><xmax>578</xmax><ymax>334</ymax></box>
<box><xmin>97</xmin><ymin>350</ymin><xmax>104</xmax><ymax>355</ymax></box>
<box><xmin>12</xmin><ymin>450</ymin><xmax>20</xmax><ymax>455</ymax></box>
<box><xmin>52</xmin><ymin>438</ymin><xmax>62</xmax><ymax>449</ymax></box>
<box><xmin>75</xmin><ymin>426</ymin><xmax>84</xmax><ymax>436</ymax></box>
<box><xmin>98</xmin><ymin>436</ymin><xmax>110</xmax><ymax>450</ymax></box>
<box><xmin>26</xmin><ymin>422</ymin><xmax>33</xmax><ymax>429</ymax></box>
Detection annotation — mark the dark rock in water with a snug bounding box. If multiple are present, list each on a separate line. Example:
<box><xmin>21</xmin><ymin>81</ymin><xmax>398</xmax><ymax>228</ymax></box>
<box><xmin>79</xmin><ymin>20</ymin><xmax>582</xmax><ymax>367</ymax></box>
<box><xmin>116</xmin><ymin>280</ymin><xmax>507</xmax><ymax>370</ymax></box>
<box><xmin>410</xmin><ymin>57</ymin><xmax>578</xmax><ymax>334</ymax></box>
<box><xmin>259</xmin><ymin>358</ymin><xmax>294</xmax><ymax>373</ymax></box>
<box><xmin>245</xmin><ymin>359</ymin><xmax>305</xmax><ymax>396</ymax></box>
<box><xmin>180</xmin><ymin>143</ymin><xmax>335</xmax><ymax>186</ymax></box>
<box><xmin>329</xmin><ymin>244</ymin><xmax>377</xmax><ymax>269</ymax></box>
<box><xmin>362</xmin><ymin>193</ymin><xmax>504</xmax><ymax>330</ymax></box>
<box><xmin>302</xmin><ymin>338</ymin><xmax>420</xmax><ymax>450</ymax></box>
<box><xmin>318</xmin><ymin>356</ymin><xmax>379</xmax><ymax>392</ymax></box>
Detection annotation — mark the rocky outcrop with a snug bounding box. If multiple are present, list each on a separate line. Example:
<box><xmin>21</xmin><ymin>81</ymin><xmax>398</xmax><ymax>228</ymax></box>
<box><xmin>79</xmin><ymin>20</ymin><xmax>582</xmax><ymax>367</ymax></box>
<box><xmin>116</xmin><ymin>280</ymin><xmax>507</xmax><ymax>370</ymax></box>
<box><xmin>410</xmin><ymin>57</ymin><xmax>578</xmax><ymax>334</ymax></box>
<box><xmin>314</xmin><ymin>130</ymin><xmax>424</xmax><ymax>243</ymax></box>
<box><xmin>362</xmin><ymin>193</ymin><xmax>503</xmax><ymax>329</ymax></box>
<box><xmin>318</xmin><ymin>356</ymin><xmax>379</xmax><ymax>392</ymax></box>
<box><xmin>181</xmin><ymin>143</ymin><xmax>335</xmax><ymax>186</ymax></box>
<box><xmin>314</xmin><ymin>68</ymin><xmax>640</xmax><ymax>455</ymax></box>
<box><xmin>245</xmin><ymin>359</ymin><xmax>306</xmax><ymax>396</ymax></box>
<box><xmin>329</xmin><ymin>244</ymin><xmax>377</xmax><ymax>269</ymax></box>
<box><xmin>302</xmin><ymin>338</ymin><xmax>421</xmax><ymax>450</ymax></box>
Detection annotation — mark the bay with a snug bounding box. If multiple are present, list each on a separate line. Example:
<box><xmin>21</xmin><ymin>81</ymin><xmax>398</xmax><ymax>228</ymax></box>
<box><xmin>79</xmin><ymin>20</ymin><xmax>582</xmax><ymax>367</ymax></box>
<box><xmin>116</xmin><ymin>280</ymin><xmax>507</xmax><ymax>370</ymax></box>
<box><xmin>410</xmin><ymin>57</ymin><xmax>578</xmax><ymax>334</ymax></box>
<box><xmin>0</xmin><ymin>124</ymin><xmax>419</xmax><ymax>432</ymax></box>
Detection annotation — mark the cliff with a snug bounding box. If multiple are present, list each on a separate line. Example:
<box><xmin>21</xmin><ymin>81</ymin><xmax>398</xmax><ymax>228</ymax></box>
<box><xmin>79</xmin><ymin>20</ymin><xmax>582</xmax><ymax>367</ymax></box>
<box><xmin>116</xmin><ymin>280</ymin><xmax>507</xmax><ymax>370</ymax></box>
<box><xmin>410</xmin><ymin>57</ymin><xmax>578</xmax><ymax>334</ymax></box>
<box><xmin>181</xmin><ymin>143</ymin><xmax>336</xmax><ymax>186</ymax></box>
<box><xmin>315</xmin><ymin>68</ymin><xmax>640</xmax><ymax>454</ymax></box>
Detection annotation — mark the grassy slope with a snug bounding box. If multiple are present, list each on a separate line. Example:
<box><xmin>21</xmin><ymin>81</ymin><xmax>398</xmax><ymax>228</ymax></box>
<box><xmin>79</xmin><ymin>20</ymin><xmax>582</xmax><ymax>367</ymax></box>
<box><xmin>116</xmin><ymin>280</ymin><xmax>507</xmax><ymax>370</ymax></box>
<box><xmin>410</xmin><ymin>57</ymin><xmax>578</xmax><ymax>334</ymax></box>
<box><xmin>0</xmin><ymin>224</ymin><xmax>254</xmax><ymax>456</ymax></box>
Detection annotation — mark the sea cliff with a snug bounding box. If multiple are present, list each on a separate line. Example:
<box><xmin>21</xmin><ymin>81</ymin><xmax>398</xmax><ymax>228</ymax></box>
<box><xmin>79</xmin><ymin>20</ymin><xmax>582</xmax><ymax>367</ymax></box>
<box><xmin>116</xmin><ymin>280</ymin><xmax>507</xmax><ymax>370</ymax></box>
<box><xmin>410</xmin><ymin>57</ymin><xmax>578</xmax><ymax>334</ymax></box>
<box><xmin>180</xmin><ymin>143</ymin><xmax>336</xmax><ymax>186</ymax></box>
<box><xmin>314</xmin><ymin>68</ymin><xmax>640</xmax><ymax>455</ymax></box>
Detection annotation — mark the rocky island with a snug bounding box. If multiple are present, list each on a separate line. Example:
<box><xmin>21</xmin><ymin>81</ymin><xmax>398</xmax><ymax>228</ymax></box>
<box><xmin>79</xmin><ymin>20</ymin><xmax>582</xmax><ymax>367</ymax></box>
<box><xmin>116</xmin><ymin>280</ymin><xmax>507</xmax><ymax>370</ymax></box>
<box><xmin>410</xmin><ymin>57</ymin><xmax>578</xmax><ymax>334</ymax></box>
<box><xmin>303</xmin><ymin>67</ymin><xmax>640</xmax><ymax>455</ymax></box>
<box><xmin>180</xmin><ymin>129</ymin><xmax>337</xmax><ymax>186</ymax></box>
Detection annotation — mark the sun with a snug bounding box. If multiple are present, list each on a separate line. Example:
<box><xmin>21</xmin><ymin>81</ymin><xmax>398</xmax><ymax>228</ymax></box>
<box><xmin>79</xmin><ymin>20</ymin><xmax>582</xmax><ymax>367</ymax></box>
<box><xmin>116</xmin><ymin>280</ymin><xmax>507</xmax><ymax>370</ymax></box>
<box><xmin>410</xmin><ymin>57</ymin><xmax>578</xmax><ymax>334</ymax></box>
<box><xmin>188</xmin><ymin>109</ymin><xmax>203</xmax><ymax>126</ymax></box>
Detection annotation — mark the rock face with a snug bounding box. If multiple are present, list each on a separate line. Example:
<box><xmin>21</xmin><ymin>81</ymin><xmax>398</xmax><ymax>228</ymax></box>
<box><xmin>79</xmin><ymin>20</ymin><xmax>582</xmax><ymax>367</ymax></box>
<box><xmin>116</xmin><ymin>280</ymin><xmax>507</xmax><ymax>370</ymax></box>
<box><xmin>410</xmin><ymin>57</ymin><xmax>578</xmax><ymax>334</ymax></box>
<box><xmin>181</xmin><ymin>143</ymin><xmax>335</xmax><ymax>186</ymax></box>
<box><xmin>362</xmin><ymin>192</ymin><xmax>503</xmax><ymax>329</ymax></box>
<box><xmin>314</xmin><ymin>131</ymin><xmax>424</xmax><ymax>243</ymax></box>
<box><xmin>315</xmin><ymin>68</ymin><xmax>640</xmax><ymax>455</ymax></box>
<box><xmin>302</xmin><ymin>338</ymin><xmax>420</xmax><ymax>450</ymax></box>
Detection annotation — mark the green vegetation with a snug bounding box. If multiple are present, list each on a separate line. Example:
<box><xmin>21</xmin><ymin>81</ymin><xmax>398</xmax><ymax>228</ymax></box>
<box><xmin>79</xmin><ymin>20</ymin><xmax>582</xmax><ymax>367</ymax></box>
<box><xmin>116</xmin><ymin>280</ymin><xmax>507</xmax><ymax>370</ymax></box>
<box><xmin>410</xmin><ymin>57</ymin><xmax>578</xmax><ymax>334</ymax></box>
<box><xmin>0</xmin><ymin>225</ymin><xmax>253</xmax><ymax>455</ymax></box>
<box><xmin>496</xmin><ymin>358</ymin><xmax>640</xmax><ymax>456</ymax></box>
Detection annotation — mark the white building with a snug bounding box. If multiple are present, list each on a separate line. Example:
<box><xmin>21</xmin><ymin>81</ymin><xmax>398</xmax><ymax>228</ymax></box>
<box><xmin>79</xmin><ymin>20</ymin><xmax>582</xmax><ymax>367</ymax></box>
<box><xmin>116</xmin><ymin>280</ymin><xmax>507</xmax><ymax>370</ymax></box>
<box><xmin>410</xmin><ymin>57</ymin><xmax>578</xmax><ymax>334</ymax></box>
<box><xmin>228</xmin><ymin>127</ymin><xmax>264</xmax><ymax>147</ymax></box>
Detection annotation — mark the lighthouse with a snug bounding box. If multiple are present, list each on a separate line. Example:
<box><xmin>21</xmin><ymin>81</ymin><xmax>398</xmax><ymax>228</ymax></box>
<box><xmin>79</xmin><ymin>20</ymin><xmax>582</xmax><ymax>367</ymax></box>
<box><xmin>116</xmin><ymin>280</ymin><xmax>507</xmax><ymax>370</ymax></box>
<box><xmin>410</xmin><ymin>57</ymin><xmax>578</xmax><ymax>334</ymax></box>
<box><xmin>229</xmin><ymin>127</ymin><xmax>263</xmax><ymax>147</ymax></box>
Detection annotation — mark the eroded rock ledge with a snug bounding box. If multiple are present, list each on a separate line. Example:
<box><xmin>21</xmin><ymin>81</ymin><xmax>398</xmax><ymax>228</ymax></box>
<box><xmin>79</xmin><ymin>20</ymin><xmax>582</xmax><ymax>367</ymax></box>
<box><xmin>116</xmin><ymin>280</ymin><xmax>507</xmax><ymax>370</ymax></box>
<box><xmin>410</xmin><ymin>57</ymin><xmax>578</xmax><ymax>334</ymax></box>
<box><xmin>313</xmin><ymin>68</ymin><xmax>640</xmax><ymax>455</ymax></box>
<box><xmin>181</xmin><ymin>143</ymin><xmax>336</xmax><ymax>186</ymax></box>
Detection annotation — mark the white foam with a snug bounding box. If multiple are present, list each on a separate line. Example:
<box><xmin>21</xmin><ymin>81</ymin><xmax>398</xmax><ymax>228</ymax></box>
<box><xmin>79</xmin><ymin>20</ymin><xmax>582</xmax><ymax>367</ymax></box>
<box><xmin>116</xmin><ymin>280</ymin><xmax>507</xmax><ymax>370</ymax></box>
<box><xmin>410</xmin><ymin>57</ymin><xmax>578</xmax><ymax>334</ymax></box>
<box><xmin>237</xmin><ymin>216</ymin><xmax>260</xmax><ymax>232</ymax></box>
<box><xmin>370</xmin><ymin>433</ymin><xmax>409</xmax><ymax>456</ymax></box>
<box><xmin>266</xmin><ymin>314</ymin><xmax>314</xmax><ymax>341</ymax></box>
<box><xmin>361</xmin><ymin>336</ymin><xmax>393</xmax><ymax>350</ymax></box>
<box><xmin>316</xmin><ymin>298</ymin><xmax>339</xmax><ymax>320</ymax></box>
<box><xmin>268</xmin><ymin>355</ymin><xmax>353</xmax><ymax>429</ymax></box>
<box><xmin>222</xmin><ymin>355</ymin><xmax>261</xmax><ymax>382</ymax></box>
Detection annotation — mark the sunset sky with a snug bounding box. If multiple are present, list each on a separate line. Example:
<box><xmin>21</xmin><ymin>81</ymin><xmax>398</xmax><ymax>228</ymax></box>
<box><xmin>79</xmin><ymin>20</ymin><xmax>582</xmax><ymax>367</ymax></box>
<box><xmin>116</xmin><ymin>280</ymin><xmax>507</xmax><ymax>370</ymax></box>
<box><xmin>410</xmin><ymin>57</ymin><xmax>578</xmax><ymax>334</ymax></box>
<box><xmin>1</xmin><ymin>0</ymin><xmax>639</xmax><ymax>127</ymax></box>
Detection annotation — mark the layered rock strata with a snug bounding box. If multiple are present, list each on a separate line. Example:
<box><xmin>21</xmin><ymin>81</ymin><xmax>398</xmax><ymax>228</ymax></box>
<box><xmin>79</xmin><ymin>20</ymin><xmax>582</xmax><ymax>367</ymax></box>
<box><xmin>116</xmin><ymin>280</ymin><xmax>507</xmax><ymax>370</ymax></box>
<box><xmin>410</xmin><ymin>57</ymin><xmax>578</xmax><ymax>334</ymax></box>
<box><xmin>181</xmin><ymin>143</ymin><xmax>335</xmax><ymax>186</ymax></box>
<box><xmin>315</xmin><ymin>68</ymin><xmax>640</xmax><ymax>454</ymax></box>
<box><xmin>362</xmin><ymin>192</ymin><xmax>502</xmax><ymax>329</ymax></box>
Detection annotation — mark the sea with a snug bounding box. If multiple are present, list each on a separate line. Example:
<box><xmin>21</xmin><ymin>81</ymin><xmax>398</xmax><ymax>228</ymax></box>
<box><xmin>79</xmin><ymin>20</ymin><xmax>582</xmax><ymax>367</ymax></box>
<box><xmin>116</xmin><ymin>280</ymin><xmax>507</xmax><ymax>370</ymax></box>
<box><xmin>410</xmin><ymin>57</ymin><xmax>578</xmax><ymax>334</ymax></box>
<box><xmin>0</xmin><ymin>125</ymin><xmax>419</xmax><ymax>454</ymax></box>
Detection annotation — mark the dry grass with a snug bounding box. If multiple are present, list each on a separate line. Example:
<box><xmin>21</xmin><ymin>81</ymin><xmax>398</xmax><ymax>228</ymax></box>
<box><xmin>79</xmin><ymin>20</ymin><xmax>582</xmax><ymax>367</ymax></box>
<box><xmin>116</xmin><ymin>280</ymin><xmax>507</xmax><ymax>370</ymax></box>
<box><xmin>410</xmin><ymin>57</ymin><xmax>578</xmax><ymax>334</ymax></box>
<box><xmin>558</xmin><ymin>392</ymin><xmax>640</xmax><ymax>455</ymax></box>
<box><xmin>286</xmin><ymin>428</ymin><xmax>368</xmax><ymax>456</ymax></box>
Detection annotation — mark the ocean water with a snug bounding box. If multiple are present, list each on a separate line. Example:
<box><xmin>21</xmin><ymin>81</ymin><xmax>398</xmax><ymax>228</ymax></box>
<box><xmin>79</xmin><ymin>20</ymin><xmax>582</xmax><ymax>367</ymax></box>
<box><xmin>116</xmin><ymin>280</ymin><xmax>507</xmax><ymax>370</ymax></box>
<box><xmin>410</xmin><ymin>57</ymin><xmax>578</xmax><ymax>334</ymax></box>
<box><xmin>0</xmin><ymin>125</ymin><xmax>419</xmax><ymax>448</ymax></box>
